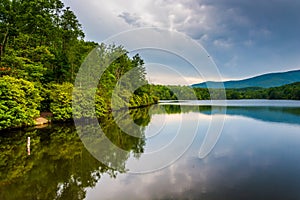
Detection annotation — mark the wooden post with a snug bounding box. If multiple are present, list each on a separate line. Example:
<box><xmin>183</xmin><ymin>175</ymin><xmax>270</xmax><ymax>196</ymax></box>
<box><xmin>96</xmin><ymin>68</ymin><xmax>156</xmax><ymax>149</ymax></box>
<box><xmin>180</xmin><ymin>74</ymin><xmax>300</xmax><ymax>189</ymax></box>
<box><xmin>27</xmin><ymin>137</ymin><xmax>30</xmax><ymax>155</ymax></box>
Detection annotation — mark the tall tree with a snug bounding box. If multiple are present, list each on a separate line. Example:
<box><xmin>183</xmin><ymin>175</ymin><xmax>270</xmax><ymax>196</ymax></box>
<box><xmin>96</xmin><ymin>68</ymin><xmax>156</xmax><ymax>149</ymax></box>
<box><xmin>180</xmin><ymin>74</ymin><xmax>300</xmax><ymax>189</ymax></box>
<box><xmin>0</xmin><ymin>0</ymin><xmax>20</xmax><ymax>59</ymax></box>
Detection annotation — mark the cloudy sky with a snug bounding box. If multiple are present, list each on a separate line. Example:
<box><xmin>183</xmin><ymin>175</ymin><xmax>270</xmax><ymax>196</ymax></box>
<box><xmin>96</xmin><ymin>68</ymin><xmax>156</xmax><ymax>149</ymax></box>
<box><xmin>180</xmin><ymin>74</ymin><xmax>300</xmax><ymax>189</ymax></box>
<box><xmin>62</xmin><ymin>0</ymin><xmax>300</xmax><ymax>84</ymax></box>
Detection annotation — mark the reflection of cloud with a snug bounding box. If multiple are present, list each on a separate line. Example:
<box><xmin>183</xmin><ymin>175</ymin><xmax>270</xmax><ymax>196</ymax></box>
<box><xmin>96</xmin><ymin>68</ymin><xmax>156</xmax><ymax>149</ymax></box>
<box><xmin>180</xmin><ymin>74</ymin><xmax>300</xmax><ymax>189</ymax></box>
<box><xmin>86</xmin><ymin>159</ymin><xmax>208</xmax><ymax>200</ymax></box>
<box><xmin>85</xmin><ymin>113</ymin><xmax>300</xmax><ymax>199</ymax></box>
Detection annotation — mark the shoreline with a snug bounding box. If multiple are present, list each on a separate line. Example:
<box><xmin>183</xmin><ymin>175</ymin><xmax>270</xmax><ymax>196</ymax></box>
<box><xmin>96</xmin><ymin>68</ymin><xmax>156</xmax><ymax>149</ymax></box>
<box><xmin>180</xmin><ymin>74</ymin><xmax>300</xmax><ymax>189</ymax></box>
<box><xmin>2</xmin><ymin>99</ymin><xmax>300</xmax><ymax>131</ymax></box>
<box><xmin>29</xmin><ymin>102</ymin><xmax>158</xmax><ymax>130</ymax></box>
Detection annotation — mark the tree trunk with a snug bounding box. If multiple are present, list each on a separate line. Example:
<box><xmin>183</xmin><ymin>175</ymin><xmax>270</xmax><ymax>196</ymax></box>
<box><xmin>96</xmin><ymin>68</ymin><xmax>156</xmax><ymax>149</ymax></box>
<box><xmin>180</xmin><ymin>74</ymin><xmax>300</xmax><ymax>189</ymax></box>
<box><xmin>0</xmin><ymin>28</ymin><xmax>9</xmax><ymax>61</ymax></box>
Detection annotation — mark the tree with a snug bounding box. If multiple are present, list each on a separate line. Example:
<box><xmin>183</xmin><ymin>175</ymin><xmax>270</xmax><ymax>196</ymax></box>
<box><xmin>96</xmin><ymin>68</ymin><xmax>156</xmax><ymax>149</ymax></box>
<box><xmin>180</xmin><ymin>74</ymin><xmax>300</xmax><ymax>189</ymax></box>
<box><xmin>0</xmin><ymin>0</ymin><xmax>20</xmax><ymax>59</ymax></box>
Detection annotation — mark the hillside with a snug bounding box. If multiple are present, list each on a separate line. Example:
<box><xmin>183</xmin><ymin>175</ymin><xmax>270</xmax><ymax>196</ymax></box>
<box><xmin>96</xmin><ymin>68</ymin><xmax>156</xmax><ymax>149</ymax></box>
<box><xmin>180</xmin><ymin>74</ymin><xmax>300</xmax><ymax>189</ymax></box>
<box><xmin>192</xmin><ymin>69</ymin><xmax>300</xmax><ymax>88</ymax></box>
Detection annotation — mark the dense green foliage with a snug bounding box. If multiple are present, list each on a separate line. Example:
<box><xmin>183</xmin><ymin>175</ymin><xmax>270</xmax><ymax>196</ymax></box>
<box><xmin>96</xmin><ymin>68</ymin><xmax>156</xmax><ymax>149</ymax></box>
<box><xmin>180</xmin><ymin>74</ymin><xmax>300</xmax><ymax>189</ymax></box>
<box><xmin>0</xmin><ymin>76</ymin><xmax>42</xmax><ymax>129</ymax></box>
<box><xmin>0</xmin><ymin>0</ymin><xmax>93</xmax><ymax>83</ymax></box>
<box><xmin>48</xmin><ymin>82</ymin><xmax>73</xmax><ymax>121</ymax></box>
<box><xmin>150</xmin><ymin>85</ymin><xmax>201</xmax><ymax>100</ymax></box>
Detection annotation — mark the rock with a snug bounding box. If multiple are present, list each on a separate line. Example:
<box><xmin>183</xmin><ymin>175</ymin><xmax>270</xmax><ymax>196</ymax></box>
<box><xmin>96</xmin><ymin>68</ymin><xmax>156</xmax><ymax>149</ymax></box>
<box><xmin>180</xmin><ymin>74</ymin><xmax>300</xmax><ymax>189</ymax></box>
<box><xmin>34</xmin><ymin>117</ymin><xmax>49</xmax><ymax>126</ymax></box>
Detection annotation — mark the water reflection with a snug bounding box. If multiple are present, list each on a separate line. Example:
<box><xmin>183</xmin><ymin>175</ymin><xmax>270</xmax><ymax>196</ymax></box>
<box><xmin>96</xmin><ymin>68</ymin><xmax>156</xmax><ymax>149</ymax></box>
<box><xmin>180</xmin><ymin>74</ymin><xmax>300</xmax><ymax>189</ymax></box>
<box><xmin>1</xmin><ymin>101</ymin><xmax>300</xmax><ymax>200</ymax></box>
<box><xmin>158</xmin><ymin>104</ymin><xmax>300</xmax><ymax>125</ymax></box>
<box><xmin>87</xmin><ymin>104</ymin><xmax>300</xmax><ymax>200</ymax></box>
<box><xmin>0</xmin><ymin>108</ymin><xmax>150</xmax><ymax>200</ymax></box>
<box><xmin>0</xmin><ymin>125</ymin><xmax>109</xmax><ymax>200</ymax></box>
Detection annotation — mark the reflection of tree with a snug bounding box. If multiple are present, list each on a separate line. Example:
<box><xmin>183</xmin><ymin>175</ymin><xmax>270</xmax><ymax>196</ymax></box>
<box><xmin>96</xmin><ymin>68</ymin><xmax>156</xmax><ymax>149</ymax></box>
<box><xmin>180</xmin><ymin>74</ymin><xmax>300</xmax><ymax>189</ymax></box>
<box><xmin>101</xmin><ymin>110</ymin><xmax>146</xmax><ymax>154</ymax></box>
<box><xmin>222</xmin><ymin>106</ymin><xmax>300</xmax><ymax>125</ymax></box>
<box><xmin>0</xmin><ymin>107</ymin><xmax>150</xmax><ymax>200</ymax></box>
<box><xmin>154</xmin><ymin>104</ymin><xmax>300</xmax><ymax>125</ymax></box>
<box><xmin>129</xmin><ymin>107</ymin><xmax>151</xmax><ymax>127</ymax></box>
<box><xmin>0</xmin><ymin>126</ymin><xmax>105</xmax><ymax>200</ymax></box>
<box><xmin>151</xmin><ymin>104</ymin><xmax>211</xmax><ymax>114</ymax></box>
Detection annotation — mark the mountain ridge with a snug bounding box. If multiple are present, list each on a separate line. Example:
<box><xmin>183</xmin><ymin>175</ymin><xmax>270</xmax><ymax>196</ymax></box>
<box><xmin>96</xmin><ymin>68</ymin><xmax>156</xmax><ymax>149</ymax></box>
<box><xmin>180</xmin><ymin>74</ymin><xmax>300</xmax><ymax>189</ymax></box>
<box><xmin>192</xmin><ymin>69</ymin><xmax>300</xmax><ymax>88</ymax></box>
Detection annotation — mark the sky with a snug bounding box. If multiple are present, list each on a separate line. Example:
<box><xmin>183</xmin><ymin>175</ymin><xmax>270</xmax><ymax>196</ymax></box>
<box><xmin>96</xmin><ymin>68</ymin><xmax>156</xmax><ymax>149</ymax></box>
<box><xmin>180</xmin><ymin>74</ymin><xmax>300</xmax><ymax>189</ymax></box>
<box><xmin>62</xmin><ymin>0</ymin><xmax>300</xmax><ymax>85</ymax></box>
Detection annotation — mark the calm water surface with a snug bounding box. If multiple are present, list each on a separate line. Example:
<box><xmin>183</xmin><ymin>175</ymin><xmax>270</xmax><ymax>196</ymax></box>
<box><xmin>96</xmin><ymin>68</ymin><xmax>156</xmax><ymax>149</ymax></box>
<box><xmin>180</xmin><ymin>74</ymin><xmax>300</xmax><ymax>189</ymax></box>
<box><xmin>1</xmin><ymin>100</ymin><xmax>300</xmax><ymax>200</ymax></box>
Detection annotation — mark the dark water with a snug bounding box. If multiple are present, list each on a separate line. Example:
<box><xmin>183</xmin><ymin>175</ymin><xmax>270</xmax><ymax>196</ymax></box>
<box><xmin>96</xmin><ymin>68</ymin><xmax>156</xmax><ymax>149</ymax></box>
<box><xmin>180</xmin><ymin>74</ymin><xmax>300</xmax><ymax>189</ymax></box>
<box><xmin>1</xmin><ymin>100</ymin><xmax>300</xmax><ymax>200</ymax></box>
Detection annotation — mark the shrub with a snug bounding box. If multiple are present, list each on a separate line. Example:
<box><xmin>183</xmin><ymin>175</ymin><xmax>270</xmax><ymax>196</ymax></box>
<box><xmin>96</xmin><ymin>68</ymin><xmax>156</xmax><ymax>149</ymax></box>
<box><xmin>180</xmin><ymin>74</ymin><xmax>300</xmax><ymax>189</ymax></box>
<box><xmin>0</xmin><ymin>76</ymin><xmax>42</xmax><ymax>130</ymax></box>
<box><xmin>49</xmin><ymin>83</ymin><xmax>73</xmax><ymax>121</ymax></box>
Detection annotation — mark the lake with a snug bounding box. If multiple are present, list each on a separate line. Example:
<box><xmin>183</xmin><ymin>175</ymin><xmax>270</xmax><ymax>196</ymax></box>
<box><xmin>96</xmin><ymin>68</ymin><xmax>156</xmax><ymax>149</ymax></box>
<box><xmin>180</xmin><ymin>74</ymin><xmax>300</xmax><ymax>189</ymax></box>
<box><xmin>1</xmin><ymin>100</ymin><xmax>300</xmax><ymax>200</ymax></box>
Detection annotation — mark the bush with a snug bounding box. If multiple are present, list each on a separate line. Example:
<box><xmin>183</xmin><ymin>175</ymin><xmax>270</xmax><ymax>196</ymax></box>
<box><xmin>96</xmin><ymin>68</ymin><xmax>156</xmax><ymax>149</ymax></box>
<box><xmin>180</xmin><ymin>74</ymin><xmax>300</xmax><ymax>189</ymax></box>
<box><xmin>49</xmin><ymin>83</ymin><xmax>73</xmax><ymax>121</ymax></box>
<box><xmin>0</xmin><ymin>76</ymin><xmax>42</xmax><ymax>130</ymax></box>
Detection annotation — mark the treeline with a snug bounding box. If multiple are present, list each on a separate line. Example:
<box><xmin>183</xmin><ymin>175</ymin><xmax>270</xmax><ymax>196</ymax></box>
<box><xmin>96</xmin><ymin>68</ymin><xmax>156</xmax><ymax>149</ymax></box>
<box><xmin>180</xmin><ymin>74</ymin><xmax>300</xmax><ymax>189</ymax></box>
<box><xmin>149</xmin><ymin>82</ymin><xmax>300</xmax><ymax>101</ymax></box>
<box><xmin>149</xmin><ymin>85</ymin><xmax>207</xmax><ymax>100</ymax></box>
<box><xmin>0</xmin><ymin>0</ymin><xmax>157</xmax><ymax>130</ymax></box>
<box><xmin>225</xmin><ymin>82</ymin><xmax>300</xmax><ymax>100</ymax></box>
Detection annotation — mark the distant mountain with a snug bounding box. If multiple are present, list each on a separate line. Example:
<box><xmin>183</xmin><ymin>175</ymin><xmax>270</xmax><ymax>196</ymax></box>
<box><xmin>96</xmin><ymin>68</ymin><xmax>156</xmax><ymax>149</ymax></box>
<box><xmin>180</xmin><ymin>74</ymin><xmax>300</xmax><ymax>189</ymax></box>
<box><xmin>192</xmin><ymin>69</ymin><xmax>300</xmax><ymax>88</ymax></box>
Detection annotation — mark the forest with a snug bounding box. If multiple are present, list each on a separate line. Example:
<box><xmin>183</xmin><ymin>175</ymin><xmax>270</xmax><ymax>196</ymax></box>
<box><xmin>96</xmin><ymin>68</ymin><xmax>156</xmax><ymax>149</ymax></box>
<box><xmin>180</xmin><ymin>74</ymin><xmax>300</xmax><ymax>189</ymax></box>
<box><xmin>0</xmin><ymin>0</ymin><xmax>157</xmax><ymax>130</ymax></box>
<box><xmin>1</xmin><ymin>0</ymin><xmax>299</xmax><ymax>130</ymax></box>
